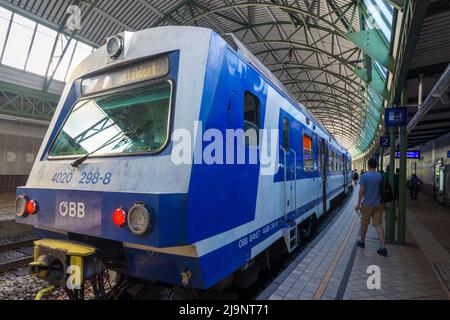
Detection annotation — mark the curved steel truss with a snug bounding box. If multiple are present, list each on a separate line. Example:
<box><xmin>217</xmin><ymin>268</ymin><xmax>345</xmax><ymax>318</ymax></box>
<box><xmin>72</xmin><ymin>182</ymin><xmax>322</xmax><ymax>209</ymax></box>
<box><xmin>0</xmin><ymin>0</ymin><xmax>397</xmax><ymax>156</ymax></box>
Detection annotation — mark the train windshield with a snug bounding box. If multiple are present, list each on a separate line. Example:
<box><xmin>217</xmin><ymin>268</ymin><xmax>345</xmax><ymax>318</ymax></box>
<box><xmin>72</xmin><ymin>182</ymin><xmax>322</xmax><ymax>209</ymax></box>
<box><xmin>49</xmin><ymin>81</ymin><xmax>172</xmax><ymax>158</ymax></box>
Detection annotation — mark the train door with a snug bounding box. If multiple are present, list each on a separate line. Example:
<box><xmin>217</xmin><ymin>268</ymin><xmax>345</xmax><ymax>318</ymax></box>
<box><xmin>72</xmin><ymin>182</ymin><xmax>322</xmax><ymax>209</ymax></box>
<box><xmin>344</xmin><ymin>155</ymin><xmax>349</xmax><ymax>193</ymax></box>
<box><xmin>319</xmin><ymin>139</ymin><xmax>327</xmax><ymax>215</ymax></box>
<box><xmin>282</xmin><ymin>117</ymin><xmax>295</xmax><ymax>219</ymax></box>
<box><xmin>343</xmin><ymin>155</ymin><xmax>347</xmax><ymax>193</ymax></box>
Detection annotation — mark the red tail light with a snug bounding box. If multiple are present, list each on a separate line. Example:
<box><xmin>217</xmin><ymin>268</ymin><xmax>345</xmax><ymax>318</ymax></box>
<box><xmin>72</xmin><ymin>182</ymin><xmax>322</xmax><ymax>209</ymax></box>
<box><xmin>113</xmin><ymin>208</ymin><xmax>127</xmax><ymax>227</ymax></box>
<box><xmin>26</xmin><ymin>200</ymin><xmax>38</xmax><ymax>215</ymax></box>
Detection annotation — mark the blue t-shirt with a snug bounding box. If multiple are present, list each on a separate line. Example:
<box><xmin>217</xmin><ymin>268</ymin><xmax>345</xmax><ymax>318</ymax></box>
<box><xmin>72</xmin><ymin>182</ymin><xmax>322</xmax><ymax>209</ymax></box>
<box><xmin>360</xmin><ymin>171</ymin><xmax>382</xmax><ymax>206</ymax></box>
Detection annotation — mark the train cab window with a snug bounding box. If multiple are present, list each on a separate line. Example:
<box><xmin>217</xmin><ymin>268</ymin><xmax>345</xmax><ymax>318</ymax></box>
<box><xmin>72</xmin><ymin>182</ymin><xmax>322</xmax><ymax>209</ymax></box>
<box><xmin>282</xmin><ymin>117</ymin><xmax>290</xmax><ymax>150</ymax></box>
<box><xmin>303</xmin><ymin>134</ymin><xmax>314</xmax><ymax>172</ymax></box>
<box><xmin>244</xmin><ymin>92</ymin><xmax>260</xmax><ymax>147</ymax></box>
<box><xmin>49</xmin><ymin>82</ymin><xmax>172</xmax><ymax>157</ymax></box>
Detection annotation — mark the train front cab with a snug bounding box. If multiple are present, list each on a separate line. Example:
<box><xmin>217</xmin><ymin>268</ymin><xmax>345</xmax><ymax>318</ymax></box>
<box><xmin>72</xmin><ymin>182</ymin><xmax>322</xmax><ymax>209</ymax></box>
<box><xmin>14</xmin><ymin>27</ymin><xmax>224</xmax><ymax>293</ymax></box>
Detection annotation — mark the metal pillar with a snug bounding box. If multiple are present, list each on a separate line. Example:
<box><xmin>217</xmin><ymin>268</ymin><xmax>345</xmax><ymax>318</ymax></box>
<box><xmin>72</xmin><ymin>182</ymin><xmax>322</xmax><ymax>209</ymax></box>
<box><xmin>386</xmin><ymin>126</ymin><xmax>396</xmax><ymax>242</ymax></box>
<box><xmin>398</xmin><ymin>89</ymin><xmax>408</xmax><ymax>244</ymax></box>
<box><xmin>380</xmin><ymin>147</ymin><xmax>384</xmax><ymax>173</ymax></box>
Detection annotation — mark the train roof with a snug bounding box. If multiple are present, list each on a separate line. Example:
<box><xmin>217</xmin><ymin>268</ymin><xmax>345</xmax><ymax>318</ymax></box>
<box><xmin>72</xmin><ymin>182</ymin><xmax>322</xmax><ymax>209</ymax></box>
<box><xmin>66</xmin><ymin>26</ymin><xmax>348</xmax><ymax>155</ymax></box>
<box><xmin>221</xmin><ymin>33</ymin><xmax>347</xmax><ymax>155</ymax></box>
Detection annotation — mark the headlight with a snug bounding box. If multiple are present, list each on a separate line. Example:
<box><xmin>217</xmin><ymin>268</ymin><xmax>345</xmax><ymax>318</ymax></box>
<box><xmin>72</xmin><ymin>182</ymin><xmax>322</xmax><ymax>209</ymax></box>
<box><xmin>106</xmin><ymin>36</ymin><xmax>123</xmax><ymax>59</ymax></box>
<box><xmin>15</xmin><ymin>195</ymin><xmax>29</xmax><ymax>217</ymax></box>
<box><xmin>127</xmin><ymin>203</ymin><xmax>152</xmax><ymax>236</ymax></box>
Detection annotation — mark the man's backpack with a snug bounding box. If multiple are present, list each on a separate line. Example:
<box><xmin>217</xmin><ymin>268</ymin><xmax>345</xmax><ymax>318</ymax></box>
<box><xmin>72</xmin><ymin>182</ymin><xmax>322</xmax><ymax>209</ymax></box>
<box><xmin>380</xmin><ymin>176</ymin><xmax>394</xmax><ymax>204</ymax></box>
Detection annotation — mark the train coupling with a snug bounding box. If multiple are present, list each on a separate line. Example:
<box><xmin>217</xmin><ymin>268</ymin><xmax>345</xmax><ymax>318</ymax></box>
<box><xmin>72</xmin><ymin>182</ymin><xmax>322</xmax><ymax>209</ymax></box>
<box><xmin>29</xmin><ymin>239</ymin><xmax>105</xmax><ymax>298</ymax></box>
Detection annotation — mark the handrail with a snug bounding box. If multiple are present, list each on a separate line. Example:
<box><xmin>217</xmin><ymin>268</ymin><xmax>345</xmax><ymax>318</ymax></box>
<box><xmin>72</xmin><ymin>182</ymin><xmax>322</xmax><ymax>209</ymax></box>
<box><xmin>281</xmin><ymin>146</ymin><xmax>288</xmax><ymax>220</ymax></box>
<box><xmin>291</xmin><ymin>149</ymin><xmax>297</xmax><ymax>216</ymax></box>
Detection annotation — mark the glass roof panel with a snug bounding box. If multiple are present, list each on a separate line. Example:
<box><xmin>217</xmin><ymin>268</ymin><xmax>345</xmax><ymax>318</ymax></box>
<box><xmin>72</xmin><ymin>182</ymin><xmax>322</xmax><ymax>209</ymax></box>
<box><xmin>2</xmin><ymin>14</ymin><xmax>36</xmax><ymax>69</ymax></box>
<box><xmin>364</xmin><ymin>0</ymin><xmax>394</xmax><ymax>42</ymax></box>
<box><xmin>52</xmin><ymin>36</ymin><xmax>76</xmax><ymax>82</ymax></box>
<box><xmin>26</xmin><ymin>24</ymin><xmax>57</xmax><ymax>76</ymax></box>
<box><xmin>66</xmin><ymin>41</ymin><xmax>94</xmax><ymax>81</ymax></box>
<box><xmin>0</xmin><ymin>7</ymin><xmax>12</xmax><ymax>56</ymax></box>
<box><xmin>0</xmin><ymin>7</ymin><xmax>94</xmax><ymax>81</ymax></box>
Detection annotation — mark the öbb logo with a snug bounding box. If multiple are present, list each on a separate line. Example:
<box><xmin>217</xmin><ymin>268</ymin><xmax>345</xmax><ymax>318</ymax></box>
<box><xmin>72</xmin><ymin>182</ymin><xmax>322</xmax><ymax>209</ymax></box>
<box><xmin>59</xmin><ymin>201</ymin><xmax>85</xmax><ymax>218</ymax></box>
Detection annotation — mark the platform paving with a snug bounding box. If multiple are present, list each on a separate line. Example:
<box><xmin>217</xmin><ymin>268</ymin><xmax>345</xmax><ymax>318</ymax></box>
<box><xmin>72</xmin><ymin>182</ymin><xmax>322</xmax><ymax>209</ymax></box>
<box><xmin>258</xmin><ymin>186</ymin><xmax>450</xmax><ymax>300</ymax></box>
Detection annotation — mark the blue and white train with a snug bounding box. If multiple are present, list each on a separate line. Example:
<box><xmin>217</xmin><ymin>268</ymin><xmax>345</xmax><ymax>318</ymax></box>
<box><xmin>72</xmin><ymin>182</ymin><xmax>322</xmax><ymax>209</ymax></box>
<box><xmin>15</xmin><ymin>26</ymin><xmax>352</xmax><ymax>297</ymax></box>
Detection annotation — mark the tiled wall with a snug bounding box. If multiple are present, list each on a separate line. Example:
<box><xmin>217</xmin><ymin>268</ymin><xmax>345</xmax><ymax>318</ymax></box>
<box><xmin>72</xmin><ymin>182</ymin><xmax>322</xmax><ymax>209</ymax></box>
<box><xmin>0</xmin><ymin>175</ymin><xmax>28</xmax><ymax>192</ymax></box>
<box><xmin>0</xmin><ymin>119</ymin><xmax>47</xmax><ymax>192</ymax></box>
<box><xmin>0</xmin><ymin>133</ymin><xmax>43</xmax><ymax>175</ymax></box>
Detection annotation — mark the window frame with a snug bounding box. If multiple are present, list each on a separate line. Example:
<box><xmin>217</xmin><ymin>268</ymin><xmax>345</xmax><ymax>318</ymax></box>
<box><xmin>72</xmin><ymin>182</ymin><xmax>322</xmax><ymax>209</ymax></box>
<box><xmin>243</xmin><ymin>91</ymin><xmax>261</xmax><ymax>147</ymax></box>
<box><xmin>303</xmin><ymin>133</ymin><xmax>315</xmax><ymax>173</ymax></box>
<box><xmin>47</xmin><ymin>78</ymin><xmax>175</xmax><ymax>161</ymax></box>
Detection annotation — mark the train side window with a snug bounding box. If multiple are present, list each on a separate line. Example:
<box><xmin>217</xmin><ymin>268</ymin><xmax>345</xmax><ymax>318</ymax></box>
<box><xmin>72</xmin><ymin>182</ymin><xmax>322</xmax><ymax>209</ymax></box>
<box><xmin>329</xmin><ymin>150</ymin><xmax>335</xmax><ymax>172</ymax></box>
<box><xmin>303</xmin><ymin>134</ymin><xmax>314</xmax><ymax>172</ymax></box>
<box><xmin>282</xmin><ymin>117</ymin><xmax>290</xmax><ymax>150</ymax></box>
<box><xmin>244</xmin><ymin>92</ymin><xmax>260</xmax><ymax>146</ymax></box>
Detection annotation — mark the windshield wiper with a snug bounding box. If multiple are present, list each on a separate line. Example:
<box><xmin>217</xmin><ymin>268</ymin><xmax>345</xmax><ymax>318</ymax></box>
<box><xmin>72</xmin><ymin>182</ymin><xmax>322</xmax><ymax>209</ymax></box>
<box><xmin>70</xmin><ymin>124</ymin><xmax>148</xmax><ymax>168</ymax></box>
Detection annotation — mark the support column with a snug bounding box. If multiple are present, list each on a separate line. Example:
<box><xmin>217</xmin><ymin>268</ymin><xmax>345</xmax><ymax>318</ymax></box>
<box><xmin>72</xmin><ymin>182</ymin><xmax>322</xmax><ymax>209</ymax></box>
<box><xmin>380</xmin><ymin>147</ymin><xmax>384</xmax><ymax>173</ymax></box>
<box><xmin>398</xmin><ymin>89</ymin><xmax>408</xmax><ymax>244</ymax></box>
<box><xmin>386</xmin><ymin>126</ymin><xmax>396</xmax><ymax>242</ymax></box>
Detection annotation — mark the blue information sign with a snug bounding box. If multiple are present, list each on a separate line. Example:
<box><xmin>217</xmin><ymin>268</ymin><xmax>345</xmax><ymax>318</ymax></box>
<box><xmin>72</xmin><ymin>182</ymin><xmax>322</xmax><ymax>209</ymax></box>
<box><xmin>385</xmin><ymin>107</ymin><xmax>408</xmax><ymax>127</ymax></box>
<box><xmin>380</xmin><ymin>136</ymin><xmax>390</xmax><ymax>148</ymax></box>
<box><xmin>395</xmin><ymin>151</ymin><xmax>421</xmax><ymax>159</ymax></box>
<box><xmin>447</xmin><ymin>151</ymin><xmax>450</xmax><ymax>159</ymax></box>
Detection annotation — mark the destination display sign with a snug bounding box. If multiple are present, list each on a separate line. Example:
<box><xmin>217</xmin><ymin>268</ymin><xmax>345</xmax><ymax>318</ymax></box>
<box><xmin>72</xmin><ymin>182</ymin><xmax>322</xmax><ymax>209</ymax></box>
<box><xmin>385</xmin><ymin>107</ymin><xmax>408</xmax><ymax>127</ymax></box>
<box><xmin>81</xmin><ymin>56</ymin><xmax>169</xmax><ymax>95</ymax></box>
<box><xmin>395</xmin><ymin>151</ymin><xmax>421</xmax><ymax>159</ymax></box>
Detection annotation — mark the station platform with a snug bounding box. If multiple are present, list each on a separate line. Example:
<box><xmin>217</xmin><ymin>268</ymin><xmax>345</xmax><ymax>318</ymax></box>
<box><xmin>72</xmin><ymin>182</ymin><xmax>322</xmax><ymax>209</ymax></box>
<box><xmin>258</xmin><ymin>188</ymin><xmax>450</xmax><ymax>300</ymax></box>
<box><xmin>0</xmin><ymin>193</ymin><xmax>15</xmax><ymax>222</ymax></box>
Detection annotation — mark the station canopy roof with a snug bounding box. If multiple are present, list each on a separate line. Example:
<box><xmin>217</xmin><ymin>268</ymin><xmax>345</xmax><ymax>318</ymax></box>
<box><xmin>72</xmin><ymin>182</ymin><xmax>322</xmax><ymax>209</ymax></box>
<box><xmin>0</xmin><ymin>0</ymin><xmax>397</xmax><ymax>157</ymax></box>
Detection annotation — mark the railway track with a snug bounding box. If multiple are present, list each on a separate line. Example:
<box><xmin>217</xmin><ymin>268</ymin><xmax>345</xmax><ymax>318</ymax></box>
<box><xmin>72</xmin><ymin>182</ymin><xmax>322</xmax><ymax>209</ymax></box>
<box><xmin>0</xmin><ymin>239</ymin><xmax>36</xmax><ymax>273</ymax></box>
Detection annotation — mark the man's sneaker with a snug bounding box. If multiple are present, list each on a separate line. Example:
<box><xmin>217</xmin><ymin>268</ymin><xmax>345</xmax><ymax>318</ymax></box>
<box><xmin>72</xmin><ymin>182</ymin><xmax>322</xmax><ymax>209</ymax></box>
<box><xmin>356</xmin><ymin>241</ymin><xmax>365</xmax><ymax>249</ymax></box>
<box><xmin>377</xmin><ymin>248</ymin><xmax>388</xmax><ymax>257</ymax></box>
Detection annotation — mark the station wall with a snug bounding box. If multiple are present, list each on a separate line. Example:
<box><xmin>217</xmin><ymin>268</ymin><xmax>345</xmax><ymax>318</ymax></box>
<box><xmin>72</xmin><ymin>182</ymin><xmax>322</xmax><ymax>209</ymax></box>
<box><xmin>410</xmin><ymin>132</ymin><xmax>450</xmax><ymax>194</ymax></box>
<box><xmin>0</xmin><ymin>119</ymin><xmax>47</xmax><ymax>191</ymax></box>
<box><xmin>383</xmin><ymin>132</ymin><xmax>450</xmax><ymax>196</ymax></box>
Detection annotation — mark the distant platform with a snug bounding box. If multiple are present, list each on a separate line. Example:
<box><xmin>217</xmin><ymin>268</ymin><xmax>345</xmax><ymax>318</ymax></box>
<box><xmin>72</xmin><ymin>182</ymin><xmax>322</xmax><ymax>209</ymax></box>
<box><xmin>0</xmin><ymin>193</ymin><xmax>15</xmax><ymax>222</ymax></box>
<box><xmin>258</xmin><ymin>188</ymin><xmax>450</xmax><ymax>300</ymax></box>
<box><xmin>0</xmin><ymin>192</ymin><xmax>35</xmax><ymax>238</ymax></box>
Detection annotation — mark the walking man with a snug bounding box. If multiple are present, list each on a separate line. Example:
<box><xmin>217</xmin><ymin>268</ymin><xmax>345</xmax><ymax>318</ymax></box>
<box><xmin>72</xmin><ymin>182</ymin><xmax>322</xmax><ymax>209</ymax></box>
<box><xmin>352</xmin><ymin>170</ymin><xmax>359</xmax><ymax>186</ymax></box>
<box><xmin>355</xmin><ymin>159</ymin><xmax>388</xmax><ymax>257</ymax></box>
<box><xmin>410</xmin><ymin>174</ymin><xmax>422</xmax><ymax>200</ymax></box>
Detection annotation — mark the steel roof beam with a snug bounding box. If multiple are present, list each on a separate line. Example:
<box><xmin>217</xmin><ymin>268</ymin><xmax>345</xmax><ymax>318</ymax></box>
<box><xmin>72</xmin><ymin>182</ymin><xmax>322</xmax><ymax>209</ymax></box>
<box><xmin>266</xmin><ymin>63</ymin><xmax>363</xmax><ymax>92</ymax></box>
<box><xmin>179</xmin><ymin>1</ymin><xmax>393</xmax><ymax>69</ymax></box>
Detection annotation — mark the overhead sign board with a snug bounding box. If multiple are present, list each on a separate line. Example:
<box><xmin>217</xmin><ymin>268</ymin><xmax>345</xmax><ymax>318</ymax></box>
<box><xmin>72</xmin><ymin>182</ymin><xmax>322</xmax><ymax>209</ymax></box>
<box><xmin>395</xmin><ymin>151</ymin><xmax>421</xmax><ymax>159</ymax></box>
<box><xmin>385</xmin><ymin>107</ymin><xmax>408</xmax><ymax>127</ymax></box>
<box><xmin>380</xmin><ymin>136</ymin><xmax>390</xmax><ymax>148</ymax></box>
<box><xmin>447</xmin><ymin>151</ymin><xmax>450</xmax><ymax>159</ymax></box>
